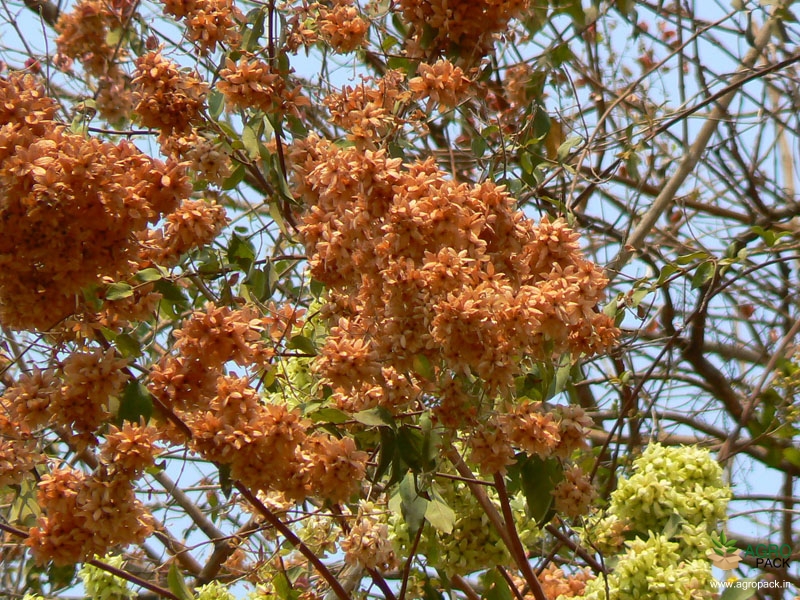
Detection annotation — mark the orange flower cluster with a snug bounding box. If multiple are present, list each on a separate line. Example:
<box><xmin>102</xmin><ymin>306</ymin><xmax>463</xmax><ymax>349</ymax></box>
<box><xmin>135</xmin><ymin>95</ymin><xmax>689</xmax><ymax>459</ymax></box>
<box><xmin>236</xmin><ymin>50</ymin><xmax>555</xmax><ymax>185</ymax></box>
<box><xmin>291</xmin><ymin>135</ymin><xmax>617</xmax><ymax>405</ymax></box>
<box><xmin>132</xmin><ymin>51</ymin><xmax>208</xmax><ymax>136</ymax></box>
<box><xmin>161</xmin><ymin>133</ymin><xmax>232</xmax><ymax>185</ymax></box>
<box><xmin>323</xmin><ymin>71</ymin><xmax>410</xmax><ymax>144</ymax></box>
<box><xmin>1</xmin><ymin>349</ymin><xmax>128</xmax><ymax>448</ymax></box>
<box><xmin>408</xmin><ymin>59</ymin><xmax>471</xmax><ymax>111</ymax></box>
<box><xmin>468</xmin><ymin>402</ymin><xmax>592</xmax><ymax>475</ymax></box>
<box><xmin>0</xmin><ymin>74</ymin><xmax>190</xmax><ymax>331</ymax></box>
<box><xmin>0</xmin><ymin>414</ymin><xmax>42</xmax><ymax>488</ymax></box>
<box><xmin>511</xmin><ymin>564</ymin><xmax>593</xmax><ymax>599</ymax></box>
<box><xmin>161</xmin><ymin>0</ymin><xmax>243</xmax><ymax>54</ymax></box>
<box><xmin>55</xmin><ymin>0</ymin><xmax>128</xmax><ymax>78</ymax></box>
<box><xmin>148</xmin><ymin>303</ymin><xmax>368</xmax><ymax>503</ymax></box>
<box><xmin>218</xmin><ymin>57</ymin><xmax>308</xmax><ymax>115</ymax></box>
<box><xmin>26</xmin><ymin>466</ymin><xmax>153</xmax><ymax>566</ymax></box>
<box><xmin>139</xmin><ymin>198</ymin><xmax>229</xmax><ymax>267</ymax></box>
<box><xmin>318</xmin><ymin>0</ymin><xmax>369</xmax><ymax>53</ymax></box>
<box><xmin>552</xmin><ymin>465</ymin><xmax>596</xmax><ymax>519</ymax></box>
<box><xmin>100</xmin><ymin>422</ymin><xmax>161</xmax><ymax>479</ymax></box>
<box><xmin>398</xmin><ymin>0</ymin><xmax>529</xmax><ymax>61</ymax></box>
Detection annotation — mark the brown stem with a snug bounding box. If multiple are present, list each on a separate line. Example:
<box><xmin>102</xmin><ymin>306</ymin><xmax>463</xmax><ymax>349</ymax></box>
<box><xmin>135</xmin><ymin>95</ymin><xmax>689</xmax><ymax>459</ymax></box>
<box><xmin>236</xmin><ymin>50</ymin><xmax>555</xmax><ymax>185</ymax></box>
<box><xmin>235</xmin><ymin>484</ymin><xmax>351</xmax><ymax>600</ymax></box>
<box><xmin>493</xmin><ymin>474</ymin><xmax>547</xmax><ymax>600</ymax></box>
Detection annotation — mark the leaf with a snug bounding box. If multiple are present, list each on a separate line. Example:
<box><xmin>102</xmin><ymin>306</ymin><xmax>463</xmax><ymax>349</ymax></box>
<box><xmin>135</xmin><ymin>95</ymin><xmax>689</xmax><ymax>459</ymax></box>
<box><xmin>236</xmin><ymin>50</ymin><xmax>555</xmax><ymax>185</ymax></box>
<box><xmin>308</xmin><ymin>407</ymin><xmax>350</xmax><ymax>424</ymax></box>
<box><xmin>720</xmin><ymin>582</ymin><xmax>758</xmax><ymax>600</ymax></box>
<box><xmin>691</xmin><ymin>260</ymin><xmax>716</xmax><ymax>289</ymax></box>
<box><xmin>373</xmin><ymin>427</ymin><xmax>396</xmax><ymax>482</ymax></box>
<box><xmin>353</xmin><ymin>406</ymin><xmax>396</xmax><ymax>429</ymax></box>
<box><xmin>228</xmin><ymin>233</ymin><xmax>256</xmax><ymax>269</ymax></box>
<box><xmin>662</xmin><ymin>512</ymin><xmax>685</xmax><ymax>539</ymax></box>
<box><xmin>512</xmin><ymin>454</ymin><xmax>563</xmax><ymax>524</ymax></box>
<box><xmin>221</xmin><ymin>162</ymin><xmax>246</xmax><ymax>190</ymax></box>
<box><xmin>208</xmin><ymin>90</ymin><xmax>224</xmax><ymax>119</ymax></box>
<box><xmin>483</xmin><ymin>570</ymin><xmax>513</xmax><ymax>600</ymax></box>
<box><xmin>114</xmin><ymin>333</ymin><xmax>142</xmax><ymax>358</ymax></box>
<box><xmin>287</xmin><ymin>334</ymin><xmax>317</xmax><ymax>356</ymax></box>
<box><xmin>397</xmin><ymin>425</ymin><xmax>427</xmax><ymax>472</ymax></box>
<box><xmin>556</xmin><ymin>135</ymin><xmax>583</xmax><ymax>163</ymax></box>
<box><xmin>273</xmin><ymin>572</ymin><xmax>301</xmax><ymax>600</ymax></box>
<box><xmin>242</xmin><ymin>123</ymin><xmax>261</xmax><ymax>159</ymax></box>
<box><xmin>118</xmin><ymin>381</ymin><xmax>153</xmax><ymax>424</ymax></box>
<box><xmin>398</xmin><ymin>472</ymin><xmax>428</xmax><ymax>533</ymax></box>
<box><xmin>676</xmin><ymin>250</ymin><xmax>709</xmax><ymax>265</ymax></box>
<box><xmin>105</xmin><ymin>282</ymin><xmax>134</xmax><ymax>301</ymax></box>
<box><xmin>413</xmin><ymin>354</ymin><xmax>435</xmax><ymax>380</ymax></box>
<box><xmin>135</xmin><ymin>267</ymin><xmax>165</xmax><ymax>282</ymax></box>
<box><xmin>167</xmin><ymin>564</ymin><xmax>194</xmax><ymax>600</ymax></box>
<box><xmin>424</xmin><ymin>496</ymin><xmax>455</xmax><ymax>534</ymax></box>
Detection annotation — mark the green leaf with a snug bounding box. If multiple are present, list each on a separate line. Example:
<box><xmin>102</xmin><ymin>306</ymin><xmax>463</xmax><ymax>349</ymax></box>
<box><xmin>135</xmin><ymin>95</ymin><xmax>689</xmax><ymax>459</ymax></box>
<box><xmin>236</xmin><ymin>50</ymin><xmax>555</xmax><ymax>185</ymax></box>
<box><xmin>105</xmin><ymin>282</ymin><xmax>134</xmax><ymax>301</ymax></box>
<box><xmin>273</xmin><ymin>572</ymin><xmax>301</xmax><ymax>600</ymax></box>
<box><xmin>307</xmin><ymin>407</ymin><xmax>350</xmax><ymax>424</ymax></box>
<box><xmin>720</xmin><ymin>582</ymin><xmax>758</xmax><ymax>600</ymax></box>
<box><xmin>662</xmin><ymin>512</ymin><xmax>684</xmax><ymax>539</ymax></box>
<box><xmin>676</xmin><ymin>251</ymin><xmax>709</xmax><ymax>265</ymax></box>
<box><xmin>471</xmin><ymin>134</ymin><xmax>487</xmax><ymax>158</ymax></box>
<box><xmin>208</xmin><ymin>90</ymin><xmax>224</xmax><ymax>119</ymax></box>
<box><xmin>353</xmin><ymin>406</ymin><xmax>396</xmax><ymax>429</ymax></box>
<box><xmin>167</xmin><ymin>564</ymin><xmax>194</xmax><ymax>600</ymax></box>
<box><xmin>483</xmin><ymin>570</ymin><xmax>513</xmax><ymax>600</ymax></box>
<box><xmin>221</xmin><ymin>162</ymin><xmax>246</xmax><ymax>190</ymax></box>
<box><xmin>556</xmin><ymin>135</ymin><xmax>583</xmax><ymax>162</ymax></box>
<box><xmin>783</xmin><ymin>447</ymin><xmax>800</xmax><ymax>468</ymax></box>
<box><xmin>135</xmin><ymin>267</ymin><xmax>165</xmax><ymax>282</ymax></box>
<box><xmin>413</xmin><ymin>354</ymin><xmax>435</xmax><ymax>380</ymax></box>
<box><xmin>374</xmin><ymin>427</ymin><xmax>396</xmax><ymax>482</ymax></box>
<box><xmin>114</xmin><ymin>333</ymin><xmax>142</xmax><ymax>358</ymax></box>
<box><xmin>691</xmin><ymin>260</ymin><xmax>716</xmax><ymax>289</ymax></box>
<box><xmin>118</xmin><ymin>381</ymin><xmax>153</xmax><ymax>424</ymax></box>
<box><xmin>397</xmin><ymin>472</ymin><xmax>428</xmax><ymax>533</ymax></box>
<box><xmin>287</xmin><ymin>334</ymin><xmax>317</xmax><ymax>356</ymax></box>
<box><xmin>397</xmin><ymin>425</ymin><xmax>427</xmax><ymax>472</ymax></box>
<box><xmin>227</xmin><ymin>233</ymin><xmax>256</xmax><ymax>271</ymax></box>
<box><xmin>510</xmin><ymin>454</ymin><xmax>563</xmax><ymax>524</ymax></box>
<box><xmin>424</xmin><ymin>495</ymin><xmax>455</xmax><ymax>534</ymax></box>
<box><xmin>242</xmin><ymin>124</ymin><xmax>261</xmax><ymax>160</ymax></box>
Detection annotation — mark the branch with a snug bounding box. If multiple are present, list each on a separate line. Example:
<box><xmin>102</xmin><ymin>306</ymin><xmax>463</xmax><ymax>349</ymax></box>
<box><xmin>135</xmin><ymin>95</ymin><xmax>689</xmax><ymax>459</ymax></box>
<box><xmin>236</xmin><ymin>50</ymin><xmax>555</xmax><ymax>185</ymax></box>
<box><xmin>605</xmin><ymin>4</ymin><xmax>785</xmax><ymax>279</ymax></box>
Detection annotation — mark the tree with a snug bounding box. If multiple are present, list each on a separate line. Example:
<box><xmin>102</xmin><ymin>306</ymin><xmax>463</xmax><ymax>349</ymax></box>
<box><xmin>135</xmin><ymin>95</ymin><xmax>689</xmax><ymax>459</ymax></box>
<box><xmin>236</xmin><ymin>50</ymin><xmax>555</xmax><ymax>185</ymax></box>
<box><xmin>0</xmin><ymin>0</ymin><xmax>798</xmax><ymax>598</ymax></box>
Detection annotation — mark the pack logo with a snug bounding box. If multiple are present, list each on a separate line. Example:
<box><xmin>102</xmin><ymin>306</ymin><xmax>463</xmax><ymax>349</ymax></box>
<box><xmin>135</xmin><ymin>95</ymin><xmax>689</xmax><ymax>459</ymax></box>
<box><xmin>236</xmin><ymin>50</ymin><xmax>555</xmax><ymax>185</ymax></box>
<box><xmin>707</xmin><ymin>531</ymin><xmax>743</xmax><ymax>570</ymax></box>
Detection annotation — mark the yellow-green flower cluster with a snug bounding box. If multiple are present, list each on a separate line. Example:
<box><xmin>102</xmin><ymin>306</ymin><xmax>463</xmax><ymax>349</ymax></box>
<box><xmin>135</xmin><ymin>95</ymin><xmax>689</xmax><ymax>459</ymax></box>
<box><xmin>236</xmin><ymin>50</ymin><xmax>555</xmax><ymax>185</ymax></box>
<box><xmin>195</xmin><ymin>581</ymin><xmax>235</xmax><ymax>600</ymax></box>
<box><xmin>78</xmin><ymin>555</ymin><xmax>135</xmax><ymax>600</ymax></box>
<box><xmin>571</xmin><ymin>444</ymin><xmax>731</xmax><ymax>600</ymax></box>
<box><xmin>574</xmin><ymin>533</ymin><xmax>713</xmax><ymax>600</ymax></box>
<box><xmin>609</xmin><ymin>443</ymin><xmax>729</xmax><ymax>542</ymax></box>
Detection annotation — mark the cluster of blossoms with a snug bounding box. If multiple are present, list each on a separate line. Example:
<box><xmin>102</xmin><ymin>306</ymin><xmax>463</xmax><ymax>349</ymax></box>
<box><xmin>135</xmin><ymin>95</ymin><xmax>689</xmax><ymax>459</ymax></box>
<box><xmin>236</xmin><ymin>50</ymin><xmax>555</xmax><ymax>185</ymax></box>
<box><xmin>317</xmin><ymin>0</ymin><xmax>370</xmax><ymax>53</ymax></box>
<box><xmin>55</xmin><ymin>0</ymin><xmax>130</xmax><ymax>78</ymax></box>
<box><xmin>508</xmin><ymin>564</ymin><xmax>593</xmax><ymax>599</ymax></box>
<box><xmin>218</xmin><ymin>57</ymin><xmax>309</xmax><ymax>116</ymax></box>
<box><xmin>148</xmin><ymin>302</ymin><xmax>368</xmax><ymax>503</ymax></box>
<box><xmin>0</xmin><ymin>349</ymin><xmax>129</xmax><ymax>448</ymax></box>
<box><xmin>389</xmin><ymin>476</ymin><xmax>538</xmax><ymax>576</ymax></box>
<box><xmin>291</xmin><ymin>131</ymin><xmax>617</xmax><ymax>406</ymax></box>
<box><xmin>161</xmin><ymin>0</ymin><xmax>243</xmax><ymax>54</ymax></box>
<box><xmin>139</xmin><ymin>197</ymin><xmax>229</xmax><ymax>266</ymax></box>
<box><xmin>131</xmin><ymin>50</ymin><xmax>208</xmax><ymax>138</ymax></box>
<box><xmin>55</xmin><ymin>0</ymin><xmax>135</xmax><ymax>122</ymax></box>
<box><xmin>398</xmin><ymin>0</ymin><xmax>530</xmax><ymax>61</ymax></box>
<box><xmin>408</xmin><ymin>59</ymin><xmax>472</xmax><ymax>112</ymax></box>
<box><xmin>78</xmin><ymin>554</ymin><xmax>136</xmax><ymax>600</ymax></box>
<box><xmin>574</xmin><ymin>444</ymin><xmax>731</xmax><ymax>600</ymax></box>
<box><xmin>25</xmin><ymin>464</ymin><xmax>153</xmax><ymax>565</ymax></box>
<box><xmin>340</xmin><ymin>502</ymin><xmax>397</xmax><ymax>571</ymax></box>
<box><xmin>0</xmin><ymin>73</ymin><xmax>190</xmax><ymax>330</ymax></box>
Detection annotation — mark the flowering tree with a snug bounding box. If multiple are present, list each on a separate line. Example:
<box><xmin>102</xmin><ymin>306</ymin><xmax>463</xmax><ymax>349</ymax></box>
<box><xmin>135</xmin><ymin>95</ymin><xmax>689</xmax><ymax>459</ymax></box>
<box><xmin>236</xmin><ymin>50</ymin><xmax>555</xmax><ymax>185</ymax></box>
<box><xmin>0</xmin><ymin>0</ymin><xmax>798</xmax><ymax>599</ymax></box>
